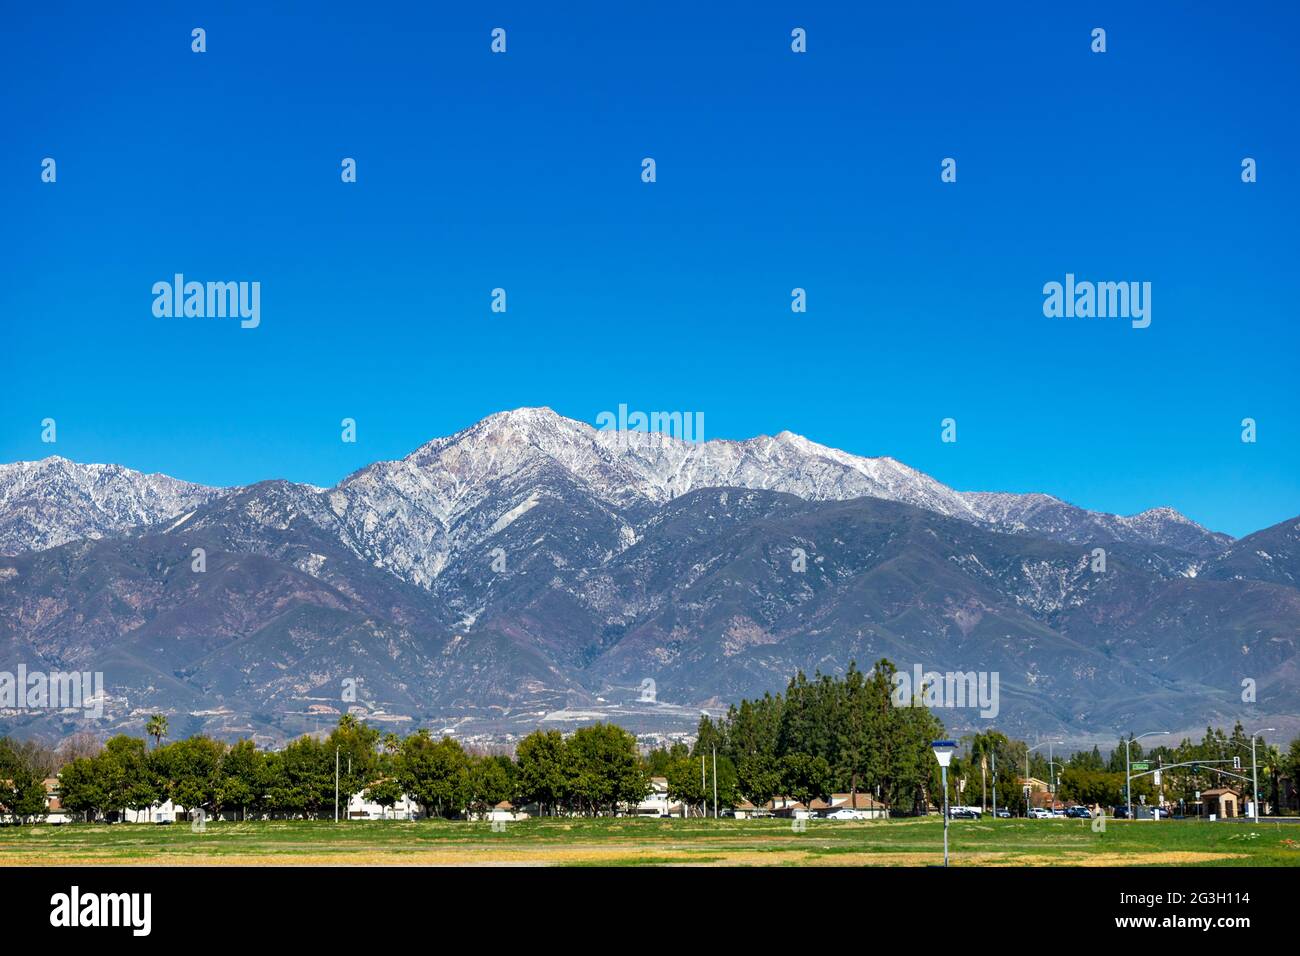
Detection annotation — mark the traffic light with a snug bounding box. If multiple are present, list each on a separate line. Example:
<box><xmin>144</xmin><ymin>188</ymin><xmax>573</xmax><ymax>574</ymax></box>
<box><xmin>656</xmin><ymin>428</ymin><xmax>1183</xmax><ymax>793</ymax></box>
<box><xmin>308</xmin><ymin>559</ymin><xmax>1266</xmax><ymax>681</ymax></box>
<box><xmin>1233</xmin><ymin>756</ymin><xmax>1241</xmax><ymax>771</ymax></box>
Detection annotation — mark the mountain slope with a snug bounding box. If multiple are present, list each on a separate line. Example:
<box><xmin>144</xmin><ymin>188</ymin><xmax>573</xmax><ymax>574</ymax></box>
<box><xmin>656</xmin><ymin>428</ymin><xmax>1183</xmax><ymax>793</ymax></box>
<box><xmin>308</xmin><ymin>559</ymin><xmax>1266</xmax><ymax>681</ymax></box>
<box><xmin>0</xmin><ymin>457</ymin><xmax>223</xmax><ymax>555</ymax></box>
<box><xmin>0</xmin><ymin>409</ymin><xmax>1231</xmax><ymax>574</ymax></box>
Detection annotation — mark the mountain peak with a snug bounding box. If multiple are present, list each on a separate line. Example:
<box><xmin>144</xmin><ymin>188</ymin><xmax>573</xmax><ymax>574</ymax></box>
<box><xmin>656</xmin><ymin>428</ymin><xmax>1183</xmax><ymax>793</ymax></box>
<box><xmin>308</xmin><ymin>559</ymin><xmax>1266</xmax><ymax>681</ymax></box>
<box><xmin>0</xmin><ymin>456</ymin><xmax>221</xmax><ymax>555</ymax></box>
<box><xmin>0</xmin><ymin>409</ymin><xmax>1233</xmax><ymax>562</ymax></box>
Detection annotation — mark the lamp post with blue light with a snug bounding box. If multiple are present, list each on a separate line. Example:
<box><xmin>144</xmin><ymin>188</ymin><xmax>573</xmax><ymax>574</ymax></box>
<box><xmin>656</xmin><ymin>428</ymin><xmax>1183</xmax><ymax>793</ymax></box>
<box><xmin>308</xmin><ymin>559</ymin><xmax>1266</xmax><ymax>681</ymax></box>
<box><xmin>932</xmin><ymin>740</ymin><xmax>957</xmax><ymax>867</ymax></box>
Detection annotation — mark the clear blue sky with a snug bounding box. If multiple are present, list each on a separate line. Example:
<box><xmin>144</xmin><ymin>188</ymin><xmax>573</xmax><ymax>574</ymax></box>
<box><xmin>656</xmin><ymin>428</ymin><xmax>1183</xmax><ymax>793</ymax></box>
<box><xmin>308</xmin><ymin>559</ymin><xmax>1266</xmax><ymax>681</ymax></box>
<box><xmin>2</xmin><ymin>2</ymin><xmax>1296</xmax><ymax>537</ymax></box>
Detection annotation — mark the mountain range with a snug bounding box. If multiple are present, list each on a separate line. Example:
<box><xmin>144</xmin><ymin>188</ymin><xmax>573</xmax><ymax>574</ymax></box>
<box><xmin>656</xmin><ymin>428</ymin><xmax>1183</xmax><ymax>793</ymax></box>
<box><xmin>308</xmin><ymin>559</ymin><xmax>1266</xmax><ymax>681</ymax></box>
<box><xmin>1</xmin><ymin>408</ymin><xmax>1295</xmax><ymax>747</ymax></box>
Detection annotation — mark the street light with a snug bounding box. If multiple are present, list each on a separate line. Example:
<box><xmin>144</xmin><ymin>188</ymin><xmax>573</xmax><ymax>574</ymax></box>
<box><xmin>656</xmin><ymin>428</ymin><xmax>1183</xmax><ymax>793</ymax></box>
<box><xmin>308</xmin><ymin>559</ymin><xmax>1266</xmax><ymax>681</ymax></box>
<box><xmin>1126</xmin><ymin>731</ymin><xmax>1169</xmax><ymax>821</ymax></box>
<box><xmin>1027</xmin><ymin>740</ymin><xmax>1062</xmax><ymax>817</ymax></box>
<box><xmin>1250</xmin><ymin>728</ymin><xmax>1275</xmax><ymax>823</ymax></box>
<box><xmin>932</xmin><ymin>740</ymin><xmax>957</xmax><ymax>867</ymax></box>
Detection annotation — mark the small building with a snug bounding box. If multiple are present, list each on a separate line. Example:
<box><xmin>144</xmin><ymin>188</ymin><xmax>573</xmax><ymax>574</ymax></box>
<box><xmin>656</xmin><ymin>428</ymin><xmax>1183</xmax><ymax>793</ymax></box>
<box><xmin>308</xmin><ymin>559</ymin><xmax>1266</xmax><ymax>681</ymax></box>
<box><xmin>467</xmin><ymin>800</ymin><xmax>527</xmax><ymax>822</ymax></box>
<box><xmin>768</xmin><ymin>798</ymin><xmax>812</xmax><ymax>819</ymax></box>
<box><xmin>824</xmin><ymin>792</ymin><xmax>889</xmax><ymax>818</ymax></box>
<box><xmin>1201</xmin><ymin>787</ymin><xmax>1240</xmax><ymax>819</ymax></box>
<box><xmin>634</xmin><ymin>777</ymin><xmax>671</xmax><ymax>816</ymax></box>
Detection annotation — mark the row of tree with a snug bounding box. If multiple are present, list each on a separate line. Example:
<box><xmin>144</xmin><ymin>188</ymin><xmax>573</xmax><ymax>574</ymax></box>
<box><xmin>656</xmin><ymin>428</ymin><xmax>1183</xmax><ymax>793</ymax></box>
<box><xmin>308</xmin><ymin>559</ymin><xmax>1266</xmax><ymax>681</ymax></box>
<box><xmin>1051</xmin><ymin>724</ymin><xmax>1300</xmax><ymax>812</ymax></box>
<box><xmin>6</xmin><ymin>665</ymin><xmax>1299</xmax><ymax>822</ymax></box>
<box><xmin>29</xmin><ymin>718</ymin><xmax>652</xmax><ymax>822</ymax></box>
<box><xmin>665</xmin><ymin>660</ymin><xmax>948</xmax><ymax>813</ymax></box>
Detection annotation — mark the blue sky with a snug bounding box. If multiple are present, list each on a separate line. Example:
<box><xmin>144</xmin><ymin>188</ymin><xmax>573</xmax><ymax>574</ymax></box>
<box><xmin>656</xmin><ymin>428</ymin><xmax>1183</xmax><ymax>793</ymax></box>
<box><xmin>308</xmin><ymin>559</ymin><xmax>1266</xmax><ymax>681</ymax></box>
<box><xmin>2</xmin><ymin>2</ymin><xmax>1296</xmax><ymax>537</ymax></box>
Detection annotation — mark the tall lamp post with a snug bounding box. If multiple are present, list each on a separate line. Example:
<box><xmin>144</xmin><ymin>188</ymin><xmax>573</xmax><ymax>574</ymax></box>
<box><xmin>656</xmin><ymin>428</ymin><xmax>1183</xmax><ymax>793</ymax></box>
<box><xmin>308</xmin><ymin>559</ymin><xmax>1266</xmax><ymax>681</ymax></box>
<box><xmin>932</xmin><ymin>740</ymin><xmax>957</xmax><ymax>867</ymax></box>
<box><xmin>1026</xmin><ymin>741</ymin><xmax>1061</xmax><ymax>817</ymax></box>
<box><xmin>1126</xmin><ymin>731</ymin><xmax>1169</xmax><ymax>820</ymax></box>
<box><xmin>1249</xmin><ymin>728</ymin><xmax>1275</xmax><ymax>822</ymax></box>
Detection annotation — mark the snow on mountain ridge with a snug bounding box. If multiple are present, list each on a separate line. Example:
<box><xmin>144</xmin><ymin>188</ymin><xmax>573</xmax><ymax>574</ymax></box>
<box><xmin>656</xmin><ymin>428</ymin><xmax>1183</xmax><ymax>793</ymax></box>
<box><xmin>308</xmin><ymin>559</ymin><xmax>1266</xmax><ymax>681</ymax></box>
<box><xmin>0</xmin><ymin>409</ymin><xmax>1231</xmax><ymax>568</ymax></box>
<box><xmin>0</xmin><ymin>456</ymin><xmax>223</xmax><ymax>554</ymax></box>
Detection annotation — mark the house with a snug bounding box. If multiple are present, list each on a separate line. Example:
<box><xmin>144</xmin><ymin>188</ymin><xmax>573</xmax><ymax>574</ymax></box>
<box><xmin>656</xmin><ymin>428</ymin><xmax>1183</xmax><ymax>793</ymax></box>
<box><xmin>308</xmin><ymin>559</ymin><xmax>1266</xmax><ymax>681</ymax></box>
<box><xmin>768</xmin><ymin>797</ymin><xmax>812</xmax><ymax>819</ymax></box>
<box><xmin>40</xmin><ymin>777</ymin><xmax>72</xmax><ymax>824</ymax></box>
<box><xmin>1201</xmin><ymin>787</ymin><xmax>1240</xmax><ymax>819</ymax></box>
<box><xmin>810</xmin><ymin>792</ymin><xmax>890</xmax><ymax>819</ymax></box>
<box><xmin>634</xmin><ymin>777</ymin><xmax>672</xmax><ymax>816</ymax></box>
<box><xmin>1028</xmin><ymin>790</ymin><xmax>1063</xmax><ymax>811</ymax></box>
<box><xmin>346</xmin><ymin>787</ymin><xmax>423</xmax><ymax>820</ymax></box>
<box><xmin>123</xmin><ymin>799</ymin><xmax>185</xmax><ymax>824</ymax></box>
<box><xmin>1020</xmin><ymin>777</ymin><xmax>1051</xmax><ymax>793</ymax></box>
<box><xmin>467</xmin><ymin>800</ymin><xmax>528</xmax><ymax>822</ymax></box>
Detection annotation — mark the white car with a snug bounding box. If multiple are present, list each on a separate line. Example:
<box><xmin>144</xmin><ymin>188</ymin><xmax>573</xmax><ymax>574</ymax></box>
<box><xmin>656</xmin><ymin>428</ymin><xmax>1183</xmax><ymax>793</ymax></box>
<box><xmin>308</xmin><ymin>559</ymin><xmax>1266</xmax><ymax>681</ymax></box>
<box><xmin>823</xmin><ymin>808</ymin><xmax>868</xmax><ymax>820</ymax></box>
<box><xmin>1027</xmin><ymin>808</ymin><xmax>1052</xmax><ymax>819</ymax></box>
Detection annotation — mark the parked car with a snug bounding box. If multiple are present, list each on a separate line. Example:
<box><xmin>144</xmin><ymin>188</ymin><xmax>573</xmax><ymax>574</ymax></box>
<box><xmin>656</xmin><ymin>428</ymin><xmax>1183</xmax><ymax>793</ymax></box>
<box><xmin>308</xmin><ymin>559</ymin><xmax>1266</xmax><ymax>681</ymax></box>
<box><xmin>1065</xmin><ymin>806</ymin><xmax>1092</xmax><ymax>819</ymax></box>
<box><xmin>949</xmin><ymin>807</ymin><xmax>980</xmax><ymax>819</ymax></box>
<box><xmin>823</xmin><ymin>808</ymin><xmax>868</xmax><ymax>820</ymax></box>
<box><xmin>1027</xmin><ymin>808</ymin><xmax>1052</xmax><ymax>819</ymax></box>
<box><xmin>1111</xmin><ymin>806</ymin><xmax>1130</xmax><ymax>819</ymax></box>
<box><xmin>995</xmin><ymin>808</ymin><xmax>1012</xmax><ymax>818</ymax></box>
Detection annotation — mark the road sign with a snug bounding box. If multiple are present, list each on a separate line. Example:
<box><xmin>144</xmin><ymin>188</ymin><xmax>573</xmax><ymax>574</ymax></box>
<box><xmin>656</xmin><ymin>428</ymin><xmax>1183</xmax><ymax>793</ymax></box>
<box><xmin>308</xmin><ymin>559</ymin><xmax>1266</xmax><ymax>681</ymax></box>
<box><xmin>1131</xmin><ymin>762</ymin><xmax>1149</xmax><ymax>771</ymax></box>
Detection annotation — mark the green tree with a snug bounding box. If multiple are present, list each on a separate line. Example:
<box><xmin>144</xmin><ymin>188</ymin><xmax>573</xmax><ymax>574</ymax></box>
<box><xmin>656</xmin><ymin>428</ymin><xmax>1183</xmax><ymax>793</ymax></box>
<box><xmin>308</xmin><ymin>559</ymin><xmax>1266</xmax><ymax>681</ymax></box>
<box><xmin>99</xmin><ymin>735</ymin><xmax>162</xmax><ymax>819</ymax></box>
<box><xmin>326</xmin><ymin>716</ymin><xmax>381</xmax><ymax>812</ymax></box>
<box><xmin>515</xmin><ymin>730</ymin><xmax>570</xmax><ymax>816</ymax></box>
<box><xmin>145</xmin><ymin>714</ymin><xmax>168</xmax><ymax>750</ymax></box>
<box><xmin>217</xmin><ymin>739</ymin><xmax>264</xmax><ymax>820</ymax></box>
<box><xmin>466</xmin><ymin>754</ymin><xmax>515</xmax><ymax>816</ymax></box>
<box><xmin>736</xmin><ymin>753</ymin><xmax>783</xmax><ymax>809</ymax></box>
<box><xmin>267</xmin><ymin>736</ymin><xmax>332</xmax><ymax>818</ymax></box>
<box><xmin>566</xmin><ymin>723</ymin><xmax>649</xmax><ymax>815</ymax></box>
<box><xmin>0</xmin><ymin>737</ymin><xmax>50</xmax><ymax>823</ymax></box>
<box><xmin>779</xmin><ymin>752</ymin><xmax>832</xmax><ymax>807</ymax></box>
<box><xmin>399</xmin><ymin>732</ymin><xmax>469</xmax><ymax>818</ymax></box>
<box><xmin>666</xmin><ymin>753</ymin><xmax>706</xmax><ymax>815</ymax></box>
<box><xmin>56</xmin><ymin>757</ymin><xmax>107</xmax><ymax>822</ymax></box>
<box><xmin>364</xmin><ymin>776</ymin><xmax>405</xmax><ymax>818</ymax></box>
<box><xmin>160</xmin><ymin>736</ymin><xmax>225</xmax><ymax>816</ymax></box>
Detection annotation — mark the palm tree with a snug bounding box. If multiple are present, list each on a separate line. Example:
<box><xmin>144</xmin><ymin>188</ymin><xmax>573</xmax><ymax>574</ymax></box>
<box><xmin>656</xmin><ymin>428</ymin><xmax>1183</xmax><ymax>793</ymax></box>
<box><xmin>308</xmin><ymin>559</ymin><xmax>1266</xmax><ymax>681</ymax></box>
<box><xmin>145</xmin><ymin>714</ymin><xmax>168</xmax><ymax>750</ymax></box>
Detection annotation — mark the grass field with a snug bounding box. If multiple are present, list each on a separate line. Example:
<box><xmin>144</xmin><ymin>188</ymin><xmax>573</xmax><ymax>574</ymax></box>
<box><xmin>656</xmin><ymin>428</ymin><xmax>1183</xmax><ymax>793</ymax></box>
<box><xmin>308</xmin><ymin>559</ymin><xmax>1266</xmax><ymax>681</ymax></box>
<box><xmin>3</xmin><ymin>816</ymin><xmax>1300</xmax><ymax>866</ymax></box>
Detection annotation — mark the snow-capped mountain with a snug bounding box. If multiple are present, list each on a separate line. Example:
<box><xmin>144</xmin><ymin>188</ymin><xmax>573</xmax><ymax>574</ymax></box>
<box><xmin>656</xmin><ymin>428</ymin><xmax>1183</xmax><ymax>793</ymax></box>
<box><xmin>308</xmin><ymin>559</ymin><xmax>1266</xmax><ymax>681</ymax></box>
<box><xmin>0</xmin><ymin>456</ymin><xmax>223</xmax><ymax>555</ymax></box>
<box><xmin>0</xmin><ymin>408</ymin><xmax>1231</xmax><ymax>570</ymax></box>
<box><xmin>321</xmin><ymin>407</ymin><xmax>1230</xmax><ymax>589</ymax></box>
<box><xmin>2</xmin><ymin>410</ymin><xmax>1293</xmax><ymax>745</ymax></box>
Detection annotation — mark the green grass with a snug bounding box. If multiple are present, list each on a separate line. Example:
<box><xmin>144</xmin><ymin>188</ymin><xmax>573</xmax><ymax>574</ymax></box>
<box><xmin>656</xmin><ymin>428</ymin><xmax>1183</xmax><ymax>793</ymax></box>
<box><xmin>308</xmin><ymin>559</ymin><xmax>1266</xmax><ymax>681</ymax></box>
<box><xmin>2</xmin><ymin>816</ymin><xmax>1298</xmax><ymax>866</ymax></box>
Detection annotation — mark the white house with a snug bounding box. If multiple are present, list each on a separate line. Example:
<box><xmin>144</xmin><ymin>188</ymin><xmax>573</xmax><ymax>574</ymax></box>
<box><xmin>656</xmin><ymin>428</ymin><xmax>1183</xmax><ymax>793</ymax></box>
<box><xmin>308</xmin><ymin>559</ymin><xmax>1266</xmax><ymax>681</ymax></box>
<box><xmin>634</xmin><ymin>777</ymin><xmax>672</xmax><ymax>816</ymax></box>
<box><xmin>467</xmin><ymin>800</ymin><xmax>529</xmax><ymax>822</ymax></box>
<box><xmin>346</xmin><ymin>788</ymin><xmax>423</xmax><ymax>820</ymax></box>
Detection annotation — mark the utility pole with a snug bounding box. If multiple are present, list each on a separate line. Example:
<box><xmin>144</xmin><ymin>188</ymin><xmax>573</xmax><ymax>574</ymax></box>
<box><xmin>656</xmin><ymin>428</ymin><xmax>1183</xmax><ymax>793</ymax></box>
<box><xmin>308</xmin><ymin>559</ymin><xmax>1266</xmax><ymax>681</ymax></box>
<box><xmin>1251</xmin><ymin>737</ymin><xmax>1260</xmax><ymax>822</ymax></box>
<box><xmin>712</xmin><ymin>749</ymin><xmax>722</xmax><ymax>822</ymax></box>
<box><xmin>1126</xmin><ymin>730</ymin><xmax>1170</xmax><ymax>820</ymax></box>
<box><xmin>981</xmin><ymin>753</ymin><xmax>987</xmax><ymax>812</ymax></box>
<box><xmin>991</xmin><ymin>750</ymin><xmax>997</xmax><ymax>818</ymax></box>
<box><xmin>700</xmin><ymin>753</ymin><xmax>706</xmax><ymax>819</ymax></box>
<box><xmin>1250</xmin><ymin>728</ymin><xmax>1275</xmax><ymax>822</ymax></box>
<box><xmin>334</xmin><ymin>747</ymin><xmax>340</xmax><ymax>823</ymax></box>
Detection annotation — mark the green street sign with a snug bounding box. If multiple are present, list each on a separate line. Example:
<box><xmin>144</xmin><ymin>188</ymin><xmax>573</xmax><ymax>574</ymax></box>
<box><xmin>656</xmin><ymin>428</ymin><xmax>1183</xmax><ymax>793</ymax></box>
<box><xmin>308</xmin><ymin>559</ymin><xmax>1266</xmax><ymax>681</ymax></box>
<box><xmin>1131</xmin><ymin>762</ymin><xmax>1149</xmax><ymax>771</ymax></box>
